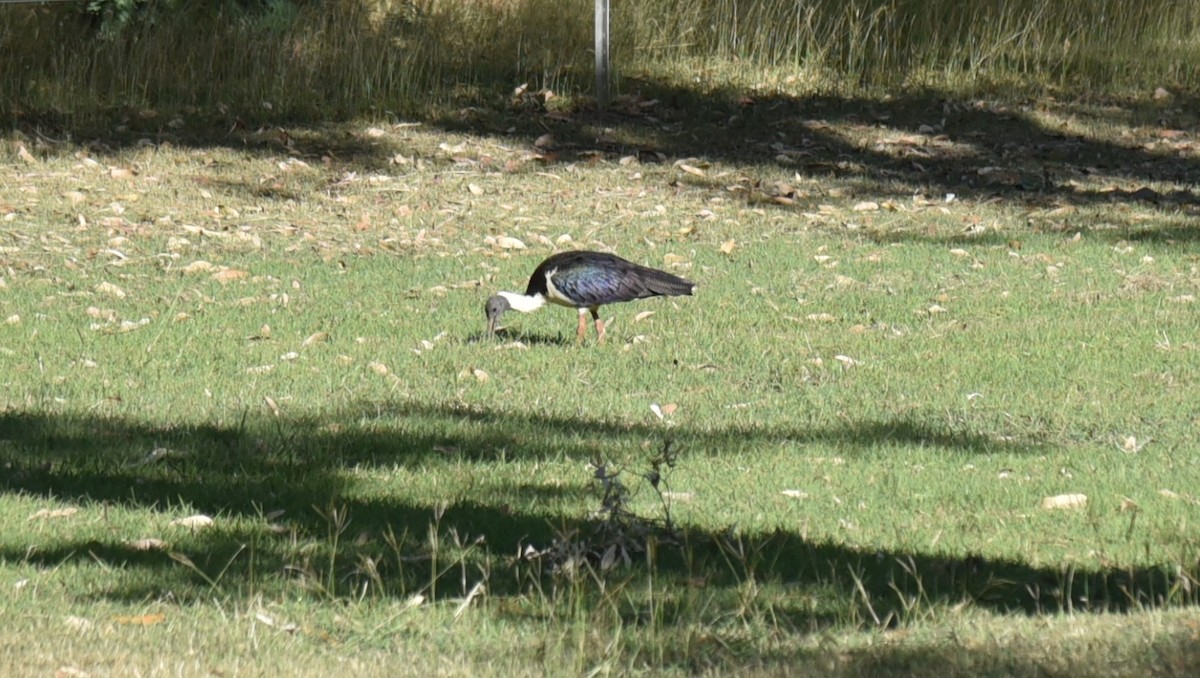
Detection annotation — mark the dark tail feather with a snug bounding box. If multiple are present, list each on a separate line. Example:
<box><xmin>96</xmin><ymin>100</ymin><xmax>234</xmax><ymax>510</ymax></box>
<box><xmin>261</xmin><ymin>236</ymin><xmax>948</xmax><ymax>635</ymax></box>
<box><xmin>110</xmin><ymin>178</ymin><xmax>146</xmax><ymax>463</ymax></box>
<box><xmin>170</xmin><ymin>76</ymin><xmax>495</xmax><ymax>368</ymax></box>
<box><xmin>639</xmin><ymin>266</ymin><xmax>695</xmax><ymax>297</ymax></box>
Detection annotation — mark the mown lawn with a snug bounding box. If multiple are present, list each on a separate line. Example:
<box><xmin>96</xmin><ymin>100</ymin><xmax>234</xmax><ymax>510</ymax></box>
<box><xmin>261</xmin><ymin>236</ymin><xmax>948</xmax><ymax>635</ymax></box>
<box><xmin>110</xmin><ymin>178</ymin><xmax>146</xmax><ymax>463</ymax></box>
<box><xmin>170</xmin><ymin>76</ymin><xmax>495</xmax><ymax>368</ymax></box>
<box><xmin>3</xmin><ymin>88</ymin><xmax>1200</xmax><ymax>675</ymax></box>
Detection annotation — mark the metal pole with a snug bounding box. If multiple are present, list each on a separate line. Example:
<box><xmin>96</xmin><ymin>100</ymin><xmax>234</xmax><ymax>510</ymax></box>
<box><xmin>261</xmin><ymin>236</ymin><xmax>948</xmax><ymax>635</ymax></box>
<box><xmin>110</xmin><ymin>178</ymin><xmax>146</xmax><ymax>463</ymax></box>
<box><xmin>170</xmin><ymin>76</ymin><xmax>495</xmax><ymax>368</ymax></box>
<box><xmin>595</xmin><ymin>0</ymin><xmax>610</xmax><ymax>110</ymax></box>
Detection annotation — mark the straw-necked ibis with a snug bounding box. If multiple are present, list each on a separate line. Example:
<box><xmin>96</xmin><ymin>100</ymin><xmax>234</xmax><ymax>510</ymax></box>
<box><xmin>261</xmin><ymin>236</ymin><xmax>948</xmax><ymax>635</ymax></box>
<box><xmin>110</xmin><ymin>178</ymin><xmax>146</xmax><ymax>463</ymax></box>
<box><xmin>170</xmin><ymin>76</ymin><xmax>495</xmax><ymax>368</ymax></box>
<box><xmin>485</xmin><ymin>250</ymin><xmax>695</xmax><ymax>344</ymax></box>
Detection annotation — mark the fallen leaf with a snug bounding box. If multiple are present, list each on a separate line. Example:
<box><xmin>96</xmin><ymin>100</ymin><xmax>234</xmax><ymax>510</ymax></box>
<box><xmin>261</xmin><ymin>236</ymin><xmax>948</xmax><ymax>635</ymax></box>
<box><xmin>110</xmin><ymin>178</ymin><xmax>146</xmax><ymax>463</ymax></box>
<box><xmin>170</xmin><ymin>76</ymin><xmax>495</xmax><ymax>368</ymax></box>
<box><xmin>660</xmin><ymin>403</ymin><xmax>678</xmax><ymax>415</ymax></box>
<box><xmin>29</xmin><ymin>507</ymin><xmax>80</xmax><ymax>520</ymax></box>
<box><xmin>368</xmin><ymin>362</ymin><xmax>390</xmax><ymax>376</ymax></box>
<box><xmin>634</xmin><ymin>311</ymin><xmax>656</xmax><ymax>322</ymax></box>
<box><xmin>302</xmin><ymin>331</ymin><xmax>329</xmax><ymax>346</ymax></box>
<box><xmin>677</xmin><ymin>164</ymin><xmax>705</xmax><ymax>177</ymax></box>
<box><xmin>126</xmin><ymin>538</ymin><xmax>168</xmax><ymax>551</ymax></box>
<box><xmin>1041</xmin><ymin>494</ymin><xmax>1087</xmax><ymax>510</ymax></box>
<box><xmin>95</xmin><ymin>281</ymin><xmax>126</xmax><ymax>298</ymax></box>
<box><xmin>600</xmin><ymin>544</ymin><xmax>619</xmax><ymax>572</ymax></box>
<box><xmin>212</xmin><ymin>268</ymin><xmax>249</xmax><ymax>283</ymax></box>
<box><xmin>781</xmin><ymin>489</ymin><xmax>810</xmax><ymax>499</ymax></box>
<box><xmin>852</xmin><ymin>201</ymin><xmax>879</xmax><ymax>212</ymax></box>
<box><xmin>63</xmin><ymin>616</ymin><xmax>93</xmax><ymax>632</ymax></box>
<box><xmin>495</xmin><ymin>236</ymin><xmax>526</xmax><ymax>250</ymax></box>
<box><xmin>109</xmin><ymin>167</ymin><xmax>136</xmax><ymax>179</ymax></box>
<box><xmin>278</xmin><ymin>158</ymin><xmax>310</xmax><ymax>171</ymax></box>
<box><xmin>720</xmin><ymin>239</ymin><xmax>737</xmax><ymax>255</ymax></box>
<box><xmin>116</xmin><ymin>318</ymin><xmax>150</xmax><ymax>333</ymax></box>
<box><xmin>124</xmin><ymin>447</ymin><xmax>180</xmax><ymax>467</ymax></box>
<box><xmin>112</xmin><ymin>613</ymin><xmax>166</xmax><ymax>626</ymax></box>
<box><xmin>170</xmin><ymin>514</ymin><xmax>214</xmax><ymax>529</ymax></box>
<box><xmin>467</xmin><ymin>183</ymin><xmax>484</xmax><ymax>196</ymax></box>
<box><xmin>17</xmin><ymin>144</ymin><xmax>37</xmax><ymax>164</ymax></box>
<box><xmin>453</xmin><ymin>581</ymin><xmax>486</xmax><ymax>618</ymax></box>
<box><xmin>181</xmin><ymin>260</ymin><xmax>214</xmax><ymax>274</ymax></box>
<box><xmin>472</xmin><ymin>368</ymin><xmax>489</xmax><ymax>383</ymax></box>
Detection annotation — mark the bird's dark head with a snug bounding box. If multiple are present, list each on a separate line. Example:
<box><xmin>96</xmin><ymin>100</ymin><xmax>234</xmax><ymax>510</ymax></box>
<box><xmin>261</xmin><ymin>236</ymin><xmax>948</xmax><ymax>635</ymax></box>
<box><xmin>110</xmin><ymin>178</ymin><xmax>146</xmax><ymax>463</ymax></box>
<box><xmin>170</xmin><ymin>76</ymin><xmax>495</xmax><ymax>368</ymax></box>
<box><xmin>484</xmin><ymin>294</ymin><xmax>511</xmax><ymax>338</ymax></box>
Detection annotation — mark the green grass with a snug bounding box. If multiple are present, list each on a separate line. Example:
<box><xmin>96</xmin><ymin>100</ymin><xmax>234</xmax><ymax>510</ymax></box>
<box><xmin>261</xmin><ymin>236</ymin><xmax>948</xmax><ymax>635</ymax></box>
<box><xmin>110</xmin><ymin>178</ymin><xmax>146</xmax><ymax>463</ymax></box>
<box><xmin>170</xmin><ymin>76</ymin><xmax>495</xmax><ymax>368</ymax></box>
<box><xmin>4</xmin><ymin>4</ymin><xmax>1200</xmax><ymax>670</ymax></box>
<box><xmin>4</xmin><ymin>82</ymin><xmax>1200</xmax><ymax>674</ymax></box>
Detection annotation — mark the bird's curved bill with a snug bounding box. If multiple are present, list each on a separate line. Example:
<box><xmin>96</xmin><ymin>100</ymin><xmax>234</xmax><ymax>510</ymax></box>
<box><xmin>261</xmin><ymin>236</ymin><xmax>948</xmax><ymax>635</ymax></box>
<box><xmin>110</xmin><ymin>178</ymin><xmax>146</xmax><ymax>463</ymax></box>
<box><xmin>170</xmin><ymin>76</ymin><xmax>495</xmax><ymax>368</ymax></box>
<box><xmin>486</xmin><ymin>316</ymin><xmax>498</xmax><ymax>338</ymax></box>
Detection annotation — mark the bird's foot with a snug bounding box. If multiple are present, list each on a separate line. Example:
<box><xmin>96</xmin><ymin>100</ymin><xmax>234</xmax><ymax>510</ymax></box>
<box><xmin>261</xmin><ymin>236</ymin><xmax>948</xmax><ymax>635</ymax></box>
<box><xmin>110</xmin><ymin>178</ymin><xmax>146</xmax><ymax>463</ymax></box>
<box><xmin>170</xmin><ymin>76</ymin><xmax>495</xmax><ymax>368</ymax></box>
<box><xmin>574</xmin><ymin>311</ymin><xmax>588</xmax><ymax>343</ymax></box>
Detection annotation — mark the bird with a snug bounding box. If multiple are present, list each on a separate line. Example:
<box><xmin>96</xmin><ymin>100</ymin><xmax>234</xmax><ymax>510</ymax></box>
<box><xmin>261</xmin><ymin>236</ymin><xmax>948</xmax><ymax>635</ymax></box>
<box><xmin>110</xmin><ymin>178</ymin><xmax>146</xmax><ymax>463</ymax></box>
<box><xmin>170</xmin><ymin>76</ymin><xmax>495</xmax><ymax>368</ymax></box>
<box><xmin>485</xmin><ymin>250</ymin><xmax>695</xmax><ymax>344</ymax></box>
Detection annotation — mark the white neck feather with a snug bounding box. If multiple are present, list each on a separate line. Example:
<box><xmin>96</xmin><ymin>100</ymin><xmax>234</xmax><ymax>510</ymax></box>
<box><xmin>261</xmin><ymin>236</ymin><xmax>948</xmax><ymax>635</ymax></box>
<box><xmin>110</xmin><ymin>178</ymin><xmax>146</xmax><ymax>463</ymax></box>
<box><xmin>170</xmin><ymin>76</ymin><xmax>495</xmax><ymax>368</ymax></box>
<box><xmin>499</xmin><ymin>291</ymin><xmax>545</xmax><ymax>313</ymax></box>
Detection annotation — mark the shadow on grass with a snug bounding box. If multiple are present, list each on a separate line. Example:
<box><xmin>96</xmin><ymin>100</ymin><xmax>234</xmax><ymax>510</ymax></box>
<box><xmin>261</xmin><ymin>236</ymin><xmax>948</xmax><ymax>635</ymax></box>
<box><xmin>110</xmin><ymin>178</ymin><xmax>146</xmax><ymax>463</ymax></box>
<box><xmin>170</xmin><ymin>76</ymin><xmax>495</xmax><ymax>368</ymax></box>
<box><xmin>1</xmin><ymin>405</ymin><xmax>1196</xmax><ymax>638</ymax></box>
<box><xmin>464</xmin><ymin>329</ymin><xmax>572</xmax><ymax>346</ymax></box>
<box><xmin>332</xmin><ymin>400</ymin><xmax>1046</xmax><ymax>462</ymax></box>
<box><xmin>13</xmin><ymin>75</ymin><xmax>1200</xmax><ymax>244</ymax></box>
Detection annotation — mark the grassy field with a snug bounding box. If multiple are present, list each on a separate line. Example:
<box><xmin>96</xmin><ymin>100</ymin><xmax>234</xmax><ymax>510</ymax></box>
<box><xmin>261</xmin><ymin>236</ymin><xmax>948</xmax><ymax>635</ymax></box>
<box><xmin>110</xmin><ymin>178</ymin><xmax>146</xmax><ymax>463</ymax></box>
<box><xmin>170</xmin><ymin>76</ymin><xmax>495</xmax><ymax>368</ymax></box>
<box><xmin>3</xmin><ymin>1</ymin><xmax>1200</xmax><ymax>674</ymax></box>
<box><xmin>4</xmin><ymin>86</ymin><xmax>1200</xmax><ymax>674</ymax></box>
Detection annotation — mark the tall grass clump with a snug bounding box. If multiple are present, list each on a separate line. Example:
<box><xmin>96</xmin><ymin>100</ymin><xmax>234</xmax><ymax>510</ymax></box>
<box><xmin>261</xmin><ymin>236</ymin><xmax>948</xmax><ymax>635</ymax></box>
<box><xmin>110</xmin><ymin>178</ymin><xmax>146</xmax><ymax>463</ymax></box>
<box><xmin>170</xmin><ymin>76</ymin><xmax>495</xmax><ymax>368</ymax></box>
<box><xmin>626</xmin><ymin>0</ymin><xmax>1200</xmax><ymax>92</ymax></box>
<box><xmin>0</xmin><ymin>0</ymin><xmax>597</xmax><ymax>123</ymax></box>
<box><xmin>2</xmin><ymin>0</ymin><xmax>1199</xmax><ymax>124</ymax></box>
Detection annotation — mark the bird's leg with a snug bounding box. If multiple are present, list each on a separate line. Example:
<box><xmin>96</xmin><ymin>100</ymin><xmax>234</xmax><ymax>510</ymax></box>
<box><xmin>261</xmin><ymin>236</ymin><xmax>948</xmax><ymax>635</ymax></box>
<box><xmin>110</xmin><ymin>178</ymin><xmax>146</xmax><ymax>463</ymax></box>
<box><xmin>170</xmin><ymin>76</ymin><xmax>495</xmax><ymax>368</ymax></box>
<box><xmin>576</xmin><ymin>309</ymin><xmax>588</xmax><ymax>345</ymax></box>
<box><xmin>591</xmin><ymin>307</ymin><xmax>606</xmax><ymax>345</ymax></box>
